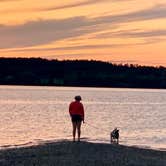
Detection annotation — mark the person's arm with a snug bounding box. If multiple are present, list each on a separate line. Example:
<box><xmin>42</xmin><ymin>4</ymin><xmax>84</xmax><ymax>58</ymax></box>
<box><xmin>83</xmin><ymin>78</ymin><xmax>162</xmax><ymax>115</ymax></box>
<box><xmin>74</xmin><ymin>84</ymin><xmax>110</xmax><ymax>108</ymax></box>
<box><xmin>69</xmin><ymin>103</ymin><xmax>72</xmax><ymax>116</ymax></box>
<box><xmin>81</xmin><ymin>103</ymin><xmax>85</xmax><ymax>123</ymax></box>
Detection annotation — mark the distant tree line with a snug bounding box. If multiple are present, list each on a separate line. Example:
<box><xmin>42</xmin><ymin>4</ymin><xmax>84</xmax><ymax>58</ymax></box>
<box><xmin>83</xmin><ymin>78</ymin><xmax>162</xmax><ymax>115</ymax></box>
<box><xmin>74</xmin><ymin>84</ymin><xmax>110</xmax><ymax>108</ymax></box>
<box><xmin>0</xmin><ymin>57</ymin><xmax>166</xmax><ymax>88</ymax></box>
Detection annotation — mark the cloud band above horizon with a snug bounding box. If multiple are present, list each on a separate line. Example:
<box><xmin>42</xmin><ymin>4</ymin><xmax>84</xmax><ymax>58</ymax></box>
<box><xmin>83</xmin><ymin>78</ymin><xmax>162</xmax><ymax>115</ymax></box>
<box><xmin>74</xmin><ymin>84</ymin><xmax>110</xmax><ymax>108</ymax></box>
<box><xmin>0</xmin><ymin>0</ymin><xmax>166</xmax><ymax>66</ymax></box>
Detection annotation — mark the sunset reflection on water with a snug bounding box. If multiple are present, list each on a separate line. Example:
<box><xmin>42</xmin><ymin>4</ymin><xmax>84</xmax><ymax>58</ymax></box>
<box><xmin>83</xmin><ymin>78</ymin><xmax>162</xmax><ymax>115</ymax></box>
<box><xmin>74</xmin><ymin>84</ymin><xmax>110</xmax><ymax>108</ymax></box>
<box><xmin>0</xmin><ymin>86</ymin><xmax>165</xmax><ymax>150</ymax></box>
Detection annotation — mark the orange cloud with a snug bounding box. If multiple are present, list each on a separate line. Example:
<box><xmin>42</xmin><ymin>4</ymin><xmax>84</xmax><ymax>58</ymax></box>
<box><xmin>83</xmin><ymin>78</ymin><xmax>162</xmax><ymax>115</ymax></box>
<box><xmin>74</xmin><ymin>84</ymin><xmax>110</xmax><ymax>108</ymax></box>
<box><xmin>0</xmin><ymin>0</ymin><xmax>166</xmax><ymax>66</ymax></box>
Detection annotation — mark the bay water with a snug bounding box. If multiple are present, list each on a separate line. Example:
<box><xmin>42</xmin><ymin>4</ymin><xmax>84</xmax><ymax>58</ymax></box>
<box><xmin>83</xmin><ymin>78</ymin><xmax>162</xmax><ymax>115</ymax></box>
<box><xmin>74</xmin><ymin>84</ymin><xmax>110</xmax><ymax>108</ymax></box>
<box><xmin>0</xmin><ymin>86</ymin><xmax>165</xmax><ymax>150</ymax></box>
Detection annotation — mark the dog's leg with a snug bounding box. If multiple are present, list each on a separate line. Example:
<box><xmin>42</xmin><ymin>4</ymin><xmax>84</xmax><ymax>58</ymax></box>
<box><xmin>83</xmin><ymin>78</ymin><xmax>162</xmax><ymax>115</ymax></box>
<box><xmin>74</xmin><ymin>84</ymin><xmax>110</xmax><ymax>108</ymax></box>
<box><xmin>111</xmin><ymin>137</ymin><xmax>113</xmax><ymax>143</ymax></box>
<box><xmin>117</xmin><ymin>138</ymin><xmax>119</xmax><ymax>144</ymax></box>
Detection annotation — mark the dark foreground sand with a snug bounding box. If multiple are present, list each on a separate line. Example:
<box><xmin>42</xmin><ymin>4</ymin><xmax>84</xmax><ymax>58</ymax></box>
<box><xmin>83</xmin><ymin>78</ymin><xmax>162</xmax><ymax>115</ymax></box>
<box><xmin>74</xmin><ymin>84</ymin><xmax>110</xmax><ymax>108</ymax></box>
<box><xmin>0</xmin><ymin>141</ymin><xmax>165</xmax><ymax>166</ymax></box>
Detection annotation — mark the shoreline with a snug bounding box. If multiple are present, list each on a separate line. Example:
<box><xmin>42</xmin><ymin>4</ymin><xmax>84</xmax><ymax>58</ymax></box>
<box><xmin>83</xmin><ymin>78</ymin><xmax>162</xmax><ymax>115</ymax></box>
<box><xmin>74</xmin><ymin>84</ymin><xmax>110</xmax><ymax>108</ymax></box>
<box><xmin>0</xmin><ymin>140</ymin><xmax>165</xmax><ymax>166</ymax></box>
<box><xmin>1</xmin><ymin>139</ymin><xmax>166</xmax><ymax>152</ymax></box>
<box><xmin>0</xmin><ymin>139</ymin><xmax>166</xmax><ymax>152</ymax></box>
<box><xmin>1</xmin><ymin>84</ymin><xmax>166</xmax><ymax>90</ymax></box>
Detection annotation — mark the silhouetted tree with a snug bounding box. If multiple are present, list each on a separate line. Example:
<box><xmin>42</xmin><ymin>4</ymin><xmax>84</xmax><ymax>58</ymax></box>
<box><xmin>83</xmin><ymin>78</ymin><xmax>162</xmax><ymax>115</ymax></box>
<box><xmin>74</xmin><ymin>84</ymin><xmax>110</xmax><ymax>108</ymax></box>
<box><xmin>0</xmin><ymin>57</ymin><xmax>166</xmax><ymax>88</ymax></box>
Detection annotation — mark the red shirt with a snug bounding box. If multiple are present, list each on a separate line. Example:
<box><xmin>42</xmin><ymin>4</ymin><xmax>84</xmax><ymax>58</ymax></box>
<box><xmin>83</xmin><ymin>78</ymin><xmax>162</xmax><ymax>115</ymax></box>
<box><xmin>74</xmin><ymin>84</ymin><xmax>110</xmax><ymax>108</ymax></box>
<box><xmin>69</xmin><ymin>101</ymin><xmax>84</xmax><ymax>118</ymax></box>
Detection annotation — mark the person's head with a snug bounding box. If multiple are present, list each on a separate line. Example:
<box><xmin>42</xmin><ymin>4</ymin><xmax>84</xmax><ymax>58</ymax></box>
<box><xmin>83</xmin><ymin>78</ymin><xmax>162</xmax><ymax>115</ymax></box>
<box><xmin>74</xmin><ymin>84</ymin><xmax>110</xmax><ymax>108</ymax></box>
<box><xmin>74</xmin><ymin>95</ymin><xmax>82</xmax><ymax>101</ymax></box>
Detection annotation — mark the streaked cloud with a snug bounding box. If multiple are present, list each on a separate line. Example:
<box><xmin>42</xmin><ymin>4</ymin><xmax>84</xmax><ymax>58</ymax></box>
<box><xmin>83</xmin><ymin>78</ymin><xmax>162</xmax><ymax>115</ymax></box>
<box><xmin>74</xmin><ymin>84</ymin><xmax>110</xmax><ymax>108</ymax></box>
<box><xmin>40</xmin><ymin>0</ymin><xmax>108</xmax><ymax>11</ymax></box>
<box><xmin>0</xmin><ymin>44</ymin><xmax>126</xmax><ymax>53</ymax></box>
<box><xmin>40</xmin><ymin>0</ymin><xmax>132</xmax><ymax>12</ymax></box>
<box><xmin>0</xmin><ymin>0</ymin><xmax>20</xmax><ymax>2</ymax></box>
<box><xmin>0</xmin><ymin>0</ymin><xmax>109</xmax><ymax>14</ymax></box>
<box><xmin>0</xmin><ymin>0</ymin><xmax>123</xmax><ymax>13</ymax></box>
<box><xmin>96</xmin><ymin>29</ymin><xmax>166</xmax><ymax>38</ymax></box>
<box><xmin>2</xmin><ymin>39</ymin><xmax>156</xmax><ymax>53</ymax></box>
<box><xmin>94</xmin><ymin>5</ymin><xmax>166</xmax><ymax>24</ymax></box>
<box><xmin>116</xmin><ymin>30</ymin><xmax>166</xmax><ymax>38</ymax></box>
<box><xmin>0</xmin><ymin>16</ymin><xmax>95</xmax><ymax>48</ymax></box>
<box><xmin>1</xmin><ymin>4</ymin><xmax>166</xmax><ymax>49</ymax></box>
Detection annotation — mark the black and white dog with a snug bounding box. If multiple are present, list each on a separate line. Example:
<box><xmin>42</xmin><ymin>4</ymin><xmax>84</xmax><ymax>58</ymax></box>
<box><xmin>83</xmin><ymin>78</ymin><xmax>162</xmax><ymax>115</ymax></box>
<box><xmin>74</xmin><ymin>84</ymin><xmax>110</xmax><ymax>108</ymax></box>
<box><xmin>110</xmin><ymin>128</ymin><xmax>119</xmax><ymax>144</ymax></box>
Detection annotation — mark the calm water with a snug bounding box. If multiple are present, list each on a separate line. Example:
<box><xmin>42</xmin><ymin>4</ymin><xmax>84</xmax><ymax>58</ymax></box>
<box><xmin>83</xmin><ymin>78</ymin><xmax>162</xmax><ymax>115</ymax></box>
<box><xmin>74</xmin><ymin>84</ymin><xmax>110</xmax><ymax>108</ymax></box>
<box><xmin>0</xmin><ymin>86</ymin><xmax>165</xmax><ymax>150</ymax></box>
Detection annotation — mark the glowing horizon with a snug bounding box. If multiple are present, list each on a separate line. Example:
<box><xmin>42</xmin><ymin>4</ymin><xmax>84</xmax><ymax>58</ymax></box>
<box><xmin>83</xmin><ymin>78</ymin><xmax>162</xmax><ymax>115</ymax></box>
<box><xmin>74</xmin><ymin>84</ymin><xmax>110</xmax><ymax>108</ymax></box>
<box><xmin>0</xmin><ymin>0</ymin><xmax>166</xmax><ymax>66</ymax></box>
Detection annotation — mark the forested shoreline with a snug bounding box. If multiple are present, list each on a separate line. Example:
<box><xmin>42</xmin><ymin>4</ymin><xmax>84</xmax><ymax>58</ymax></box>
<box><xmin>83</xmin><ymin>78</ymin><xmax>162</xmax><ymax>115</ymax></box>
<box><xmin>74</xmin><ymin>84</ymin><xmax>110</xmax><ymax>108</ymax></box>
<box><xmin>0</xmin><ymin>57</ymin><xmax>166</xmax><ymax>88</ymax></box>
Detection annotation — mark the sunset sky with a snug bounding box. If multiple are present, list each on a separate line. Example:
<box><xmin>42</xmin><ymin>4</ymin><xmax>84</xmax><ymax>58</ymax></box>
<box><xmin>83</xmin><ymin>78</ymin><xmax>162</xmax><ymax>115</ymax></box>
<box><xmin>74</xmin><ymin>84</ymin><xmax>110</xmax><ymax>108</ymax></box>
<box><xmin>0</xmin><ymin>0</ymin><xmax>166</xmax><ymax>66</ymax></box>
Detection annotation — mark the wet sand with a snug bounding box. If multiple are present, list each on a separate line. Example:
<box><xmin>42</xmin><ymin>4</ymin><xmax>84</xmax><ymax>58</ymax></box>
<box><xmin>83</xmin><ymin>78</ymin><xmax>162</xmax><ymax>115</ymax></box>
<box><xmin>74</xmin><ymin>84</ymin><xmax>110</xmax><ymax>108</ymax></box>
<box><xmin>0</xmin><ymin>141</ymin><xmax>165</xmax><ymax>166</ymax></box>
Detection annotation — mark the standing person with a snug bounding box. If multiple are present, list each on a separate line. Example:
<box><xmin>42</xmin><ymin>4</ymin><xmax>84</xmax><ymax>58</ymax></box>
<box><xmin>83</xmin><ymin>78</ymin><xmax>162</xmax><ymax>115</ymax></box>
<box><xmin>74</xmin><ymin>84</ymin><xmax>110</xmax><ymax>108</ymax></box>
<box><xmin>69</xmin><ymin>95</ymin><xmax>84</xmax><ymax>142</ymax></box>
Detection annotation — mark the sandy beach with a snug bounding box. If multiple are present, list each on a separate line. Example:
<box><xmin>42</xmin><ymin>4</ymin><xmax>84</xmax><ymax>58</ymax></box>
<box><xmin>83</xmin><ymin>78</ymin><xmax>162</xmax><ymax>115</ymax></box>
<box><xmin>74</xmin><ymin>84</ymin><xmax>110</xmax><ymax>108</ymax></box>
<box><xmin>0</xmin><ymin>141</ymin><xmax>165</xmax><ymax>166</ymax></box>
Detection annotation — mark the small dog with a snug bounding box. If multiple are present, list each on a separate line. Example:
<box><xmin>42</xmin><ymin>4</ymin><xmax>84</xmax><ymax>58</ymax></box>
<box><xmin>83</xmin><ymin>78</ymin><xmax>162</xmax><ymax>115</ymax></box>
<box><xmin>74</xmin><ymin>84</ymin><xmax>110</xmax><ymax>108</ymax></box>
<box><xmin>110</xmin><ymin>128</ymin><xmax>119</xmax><ymax>144</ymax></box>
